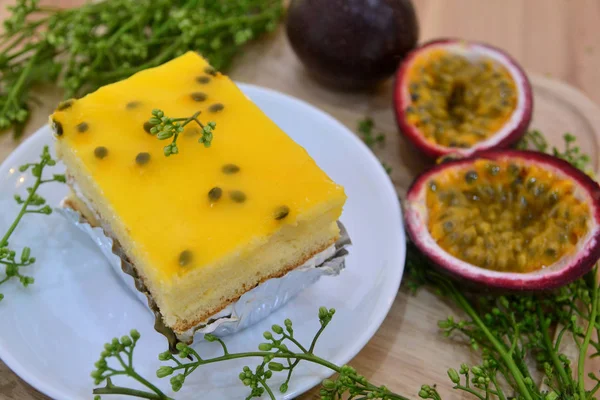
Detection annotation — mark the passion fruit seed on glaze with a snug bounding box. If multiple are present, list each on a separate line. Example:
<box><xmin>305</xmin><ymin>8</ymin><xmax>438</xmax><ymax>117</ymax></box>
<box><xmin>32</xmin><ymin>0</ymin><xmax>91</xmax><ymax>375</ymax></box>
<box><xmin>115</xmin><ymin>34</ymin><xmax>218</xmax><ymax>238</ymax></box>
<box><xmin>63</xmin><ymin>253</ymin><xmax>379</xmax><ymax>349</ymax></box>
<box><xmin>394</xmin><ymin>39</ymin><xmax>533</xmax><ymax>158</ymax></box>
<box><xmin>405</xmin><ymin>150</ymin><xmax>600</xmax><ymax>291</ymax></box>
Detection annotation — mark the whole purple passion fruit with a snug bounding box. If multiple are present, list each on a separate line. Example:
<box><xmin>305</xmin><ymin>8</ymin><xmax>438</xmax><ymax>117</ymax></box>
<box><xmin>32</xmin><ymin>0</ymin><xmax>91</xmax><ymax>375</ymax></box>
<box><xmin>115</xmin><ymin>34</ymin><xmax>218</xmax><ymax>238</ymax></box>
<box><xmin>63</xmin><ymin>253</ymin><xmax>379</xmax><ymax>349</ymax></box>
<box><xmin>405</xmin><ymin>150</ymin><xmax>600</xmax><ymax>291</ymax></box>
<box><xmin>286</xmin><ymin>0</ymin><xmax>419</xmax><ymax>90</ymax></box>
<box><xmin>394</xmin><ymin>39</ymin><xmax>533</xmax><ymax>158</ymax></box>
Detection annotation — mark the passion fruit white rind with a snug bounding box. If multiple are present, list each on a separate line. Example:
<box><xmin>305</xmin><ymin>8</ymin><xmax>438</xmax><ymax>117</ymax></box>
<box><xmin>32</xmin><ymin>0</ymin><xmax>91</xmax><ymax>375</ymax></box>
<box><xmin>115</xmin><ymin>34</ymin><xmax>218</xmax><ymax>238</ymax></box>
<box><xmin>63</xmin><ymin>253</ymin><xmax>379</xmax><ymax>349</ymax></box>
<box><xmin>405</xmin><ymin>150</ymin><xmax>600</xmax><ymax>290</ymax></box>
<box><xmin>394</xmin><ymin>39</ymin><xmax>533</xmax><ymax>159</ymax></box>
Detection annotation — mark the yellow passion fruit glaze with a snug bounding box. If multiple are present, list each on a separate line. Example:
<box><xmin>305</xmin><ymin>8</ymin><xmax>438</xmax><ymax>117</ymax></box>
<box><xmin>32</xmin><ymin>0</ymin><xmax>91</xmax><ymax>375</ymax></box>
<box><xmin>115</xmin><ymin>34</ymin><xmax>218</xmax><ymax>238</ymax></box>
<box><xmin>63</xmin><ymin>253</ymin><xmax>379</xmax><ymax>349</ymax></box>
<box><xmin>426</xmin><ymin>159</ymin><xmax>591</xmax><ymax>273</ymax></box>
<box><xmin>406</xmin><ymin>49</ymin><xmax>518</xmax><ymax>148</ymax></box>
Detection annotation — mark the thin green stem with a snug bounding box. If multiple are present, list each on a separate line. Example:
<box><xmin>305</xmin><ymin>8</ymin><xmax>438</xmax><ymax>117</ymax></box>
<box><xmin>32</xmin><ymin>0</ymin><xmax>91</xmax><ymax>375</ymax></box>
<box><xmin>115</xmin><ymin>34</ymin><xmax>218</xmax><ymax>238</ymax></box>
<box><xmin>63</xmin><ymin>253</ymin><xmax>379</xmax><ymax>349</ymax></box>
<box><xmin>169</xmin><ymin>350</ymin><xmax>409</xmax><ymax>400</ymax></box>
<box><xmin>128</xmin><ymin>368</ymin><xmax>167</xmax><ymax>399</ymax></box>
<box><xmin>0</xmin><ymin>47</ymin><xmax>38</xmax><ymax>124</ymax></box>
<box><xmin>282</xmin><ymin>334</ymin><xmax>308</xmax><ymax>354</ymax></box>
<box><xmin>590</xmin><ymin>381</ymin><xmax>600</xmax><ymax>397</ymax></box>
<box><xmin>92</xmin><ymin>385</ymin><xmax>172</xmax><ymax>400</ymax></box>
<box><xmin>578</xmin><ymin>273</ymin><xmax>598</xmax><ymax>399</ymax></box>
<box><xmin>537</xmin><ymin>306</ymin><xmax>570</xmax><ymax>392</ymax></box>
<box><xmin>0</xmin><ymin>169</ymin><xmax>42</xmax><ymax>248</ymax></box>
<box><xmin>0</xmin><ymin>260</ymin><xmax>29</xmax><ymax>267</ymax></box>
<box><xmin>309</xmin><ymin>323</ymin><xmax>328</xmax><ymax>354</ymax></box>
<box><xmin>489</xmin><ymin>374</ymin><xmax>506</xmax><ymax>400</ymax></box>
<box><xmin>258</xmin><ymin>376</ymin><xmax>276</xmax><ymax>400</ymax></box>
<box><xmin>448</xmin><ymin>284</ymin><xmax>534</xmax><ymax>400</ymax></box>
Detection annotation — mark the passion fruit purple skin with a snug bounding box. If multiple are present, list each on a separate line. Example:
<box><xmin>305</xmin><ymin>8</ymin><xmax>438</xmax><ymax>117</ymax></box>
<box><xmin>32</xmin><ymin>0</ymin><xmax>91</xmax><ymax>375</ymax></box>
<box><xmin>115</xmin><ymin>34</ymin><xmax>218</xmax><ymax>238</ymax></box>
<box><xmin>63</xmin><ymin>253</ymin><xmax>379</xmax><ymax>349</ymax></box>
<box><xmin>405</xmin><ymin>150</ymin><xmax>600</xmax><ymax>291</ymax></box>
<box><xmin>287</xmin><ymin>0</ymin><xmax>419</xmax><ymax>90</ymax></box>
<box><xmin>394</xmin><ymin>39</ymin><xmax>534</xmax><ymax>159</ymax></box>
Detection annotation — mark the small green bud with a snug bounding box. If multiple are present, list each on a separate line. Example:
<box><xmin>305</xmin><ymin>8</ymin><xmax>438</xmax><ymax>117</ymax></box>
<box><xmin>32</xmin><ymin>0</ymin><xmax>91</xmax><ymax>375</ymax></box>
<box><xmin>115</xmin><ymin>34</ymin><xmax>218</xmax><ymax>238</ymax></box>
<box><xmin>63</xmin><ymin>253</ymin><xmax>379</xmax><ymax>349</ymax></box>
<box><xmin>263</xmin><ymin>331</ymin><xmax>273</xmax><ymax>340</ymax></box>
<box><xmin>280</xmin><ymin>383</ymin><xmax>288</xmax><ymax>393</ymax></box>
<box><xmin>158</xmin><ymin>351</ymin><xmax>171</xmax><ymax>361</ymax></box>
<box><xmin>204</xmin><ymin>333</ymin><xmax>217</xmax><ymax>342</ymax></box>
<box><xmin>243</xmin><ymin>378</ymin><xmax>251</xmax><ymax>386</ymax></box>
<box><xmin>322</xmin><ymin>379</ymin><xmax>336</xmax><ymax>389</ymax></box>
<box><xmin>471</xmin><ymin>366</ymin><xmax>483</xmax><ymax>376</ymax></box>
<box><xmin>258</xmin><ymin>343</ymin><xmax>272</xmax><ymax>351</ymax></box>
<box><xmin>264</xmin><ymin>370</ymin><xmax>272</xmax><ymax>379</ymax></box>
<box><xmin>94</xmin><ymin>396</ymin><xmax>101</xmax><ymax>400</ymax></box>
<box><xmin>272</xmin><ymin>324</ymin><xmax>283</xmax><ymax>334</ymax></box>
<box><xmin>318</xmin><ymin>306</ymin><xmax>328</xmax><ymax>319</ymax></box>
<box><xmin>268</xmin><ymin>362</ymin><xmax>284</xmax><ymax>372</ymax></box>
<box><xmin>447</xmin><ymin>368</ymin><xmax>460</xmax><ymax>384</ymax></box>
<box><xmin>157</xmin><ymin>366</ymin><xmax>174</xmax><ymax>378</ymax></box>
<box><xmin>524</xmin><ymin>377</ymin><xmax>533</xmax><ymax>386</ymax></box>
<box><xmin>120</xmin><ymin>336</ymin><xmax>132</xmax><ymax>346</ymax></box>
<box><xmin>91</xmin><ymin>370</ymin><xmax>102</xmax><ymax>379</ymax></box>
<box><xmin>20</xmin><ymin>247</ymin><xmax>31</xmax><ymax>262</ymax></box>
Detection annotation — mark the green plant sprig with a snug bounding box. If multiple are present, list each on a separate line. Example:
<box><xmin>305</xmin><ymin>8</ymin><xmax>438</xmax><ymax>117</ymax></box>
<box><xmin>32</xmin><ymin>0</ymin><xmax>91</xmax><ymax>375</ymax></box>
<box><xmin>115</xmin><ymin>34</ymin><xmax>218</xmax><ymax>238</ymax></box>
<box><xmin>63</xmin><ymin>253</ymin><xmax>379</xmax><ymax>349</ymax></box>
<box><xmin>356</xmin><ymin>118</ymin><xmax>392</xmax><ymax>175</ymax></box>
<box><xmin>92</xmin><ymin>307</ymin><xmax>408</xmax><ymax>400</ymax></box>
<box><xmin>0</xmin><ymin>0</ymin><xmax>284</xmax><ymax>137</ymax></box>
<box><xmin>0</xmin><ymin>145</ymin><xmax>65</xmax><ymax>301</ymax></box>
<box><xmin>147</xmin><ymin>109</ymin><xmax>216</xmax><ymax>157</ymax></box>
<box><xmin>357</xmin><ymin>117</ymin><xmax>385</xmax><ymax>149</ymax></box>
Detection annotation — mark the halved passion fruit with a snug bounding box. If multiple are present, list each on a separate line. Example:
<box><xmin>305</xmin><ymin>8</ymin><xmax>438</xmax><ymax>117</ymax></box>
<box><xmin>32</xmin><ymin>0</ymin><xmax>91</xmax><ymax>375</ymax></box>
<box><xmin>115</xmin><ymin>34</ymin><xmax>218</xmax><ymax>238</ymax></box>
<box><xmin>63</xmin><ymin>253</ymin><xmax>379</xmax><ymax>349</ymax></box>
<box><xmin>405</xmin><ymin>150</ymin><xmax>600</xmax><ymax>290</ymax></box>
<box><xmin>394</xmin><ymin>39</ymin><xmax>533</xmax><ymax>158</ymax></box>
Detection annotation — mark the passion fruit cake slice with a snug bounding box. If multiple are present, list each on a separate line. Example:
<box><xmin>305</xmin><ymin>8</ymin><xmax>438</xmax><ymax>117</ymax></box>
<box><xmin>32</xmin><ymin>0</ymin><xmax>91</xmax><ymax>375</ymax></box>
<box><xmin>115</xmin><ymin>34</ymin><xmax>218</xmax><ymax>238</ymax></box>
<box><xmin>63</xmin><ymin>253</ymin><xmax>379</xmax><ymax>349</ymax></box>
<box><xmin>394</xmin><ymin>39</ymin><xmax>533</xmax><ymax>158</ymax></box>
<box><xmin>405</xmin><ymin>150</ymin><xmax>600</xmax><ymax>290</ymax></box>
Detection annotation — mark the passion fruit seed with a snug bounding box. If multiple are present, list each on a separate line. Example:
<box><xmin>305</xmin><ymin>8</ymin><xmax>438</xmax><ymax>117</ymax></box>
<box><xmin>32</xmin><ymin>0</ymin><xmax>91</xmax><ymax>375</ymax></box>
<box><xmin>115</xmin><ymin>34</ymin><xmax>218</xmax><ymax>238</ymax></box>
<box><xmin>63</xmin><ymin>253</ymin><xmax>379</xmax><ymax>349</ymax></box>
<box><xmin>196</xmin><ymin>76</ymin><xmax>211</xmax><ymax>84</ymax></box>
<box><xmin>465</xmin><ymin>170</ymin><xmax>478</xmax><ymax>184</ymax></box>
<box><xmin>191</xmin><ymin>92</ymin><xmax>207</xmax><ymax>102</ymax></box>
<box><xmin>179</xmin><ymin>250</ymin><xmax>193</xmax><ymax>267</ymax></box>
<box><xmin>426</xmin><ymin>159</ymin><xmax>591</xmax><ymax>273</ymax></box>
<box><xmin>274</xmin><ymin>206</ymin><xmax>290</xmax><ymax>220</ymax></box>
<box><xmin>406</xmin><ymin>52</ymin><xmax>518</xmax><ymax>148</ymax></box>
<box><xmin>229</xmin><ymin>190</ymin><xmax>246</xmax><ymax>203</ymax></box>
<box><xmin>143</xmin><ymin>121</ymin><xmax>153</xmax><ymax>134</ymax></box>
<box><xmin>208</xmin><ymin>187</ymin><xmax>222</xmax><ymax>202</ymax></box>
<box><xmin>222</xmin><ymin>164</ymin><xmax>240</xmax><ymax>174</ymax></box>
<box><xmin>204</xmin><ymin>66</ymin><xmax>217</xmax><ymax>76</ymax></box>
<box><xmin>76</xmin><ymin>122</ymin><xmax>89</xmax><ymax>133</ymax></box>
<box><xmin>487</xmin><ymin>163</ymin><xmax>500</xmax><ymax>176</ymax></box>
<box><xmin>135</xmin><ymin>152</ymin><xmax>151</xmax><ymax>165</ymax></box>
<box><xmin>57</xmin><ymin>99</ymin><xmax>74</xmax><ymax>111</ymax></box>
<box><xmin>209</xmin><ymin>103</ymin><xmax>224</xmax><ymax>113</ymax></box>
<box><xmin>126</xmin><ymin>101</ymin><xmax>141</xmax><ymax>109</ymax></box>
<box><xmin>94</xmin><ymin>146</ymin><xmax>108</xmax><ymax>159</ymax></box>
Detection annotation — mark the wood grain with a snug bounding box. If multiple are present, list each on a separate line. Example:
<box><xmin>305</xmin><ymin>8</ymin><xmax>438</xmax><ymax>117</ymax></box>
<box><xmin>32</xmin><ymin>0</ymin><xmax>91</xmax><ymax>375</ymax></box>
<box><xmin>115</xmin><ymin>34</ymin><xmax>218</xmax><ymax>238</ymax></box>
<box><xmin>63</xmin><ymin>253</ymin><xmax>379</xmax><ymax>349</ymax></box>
<box><xmin>1</xmin><ymin>1</ymin><xmax>600</xmax><ymax>399</ymax></box>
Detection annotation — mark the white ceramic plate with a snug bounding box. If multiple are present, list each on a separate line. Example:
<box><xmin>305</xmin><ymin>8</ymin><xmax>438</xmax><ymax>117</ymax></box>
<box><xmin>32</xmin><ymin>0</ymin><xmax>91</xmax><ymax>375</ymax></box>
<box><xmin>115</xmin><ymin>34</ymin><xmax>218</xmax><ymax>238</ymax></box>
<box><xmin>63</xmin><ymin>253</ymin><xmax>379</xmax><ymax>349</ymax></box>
<box><xmin>0</xmin><ymin>84</ymin><xmax>405</xmax><ymax>400</ymax></box>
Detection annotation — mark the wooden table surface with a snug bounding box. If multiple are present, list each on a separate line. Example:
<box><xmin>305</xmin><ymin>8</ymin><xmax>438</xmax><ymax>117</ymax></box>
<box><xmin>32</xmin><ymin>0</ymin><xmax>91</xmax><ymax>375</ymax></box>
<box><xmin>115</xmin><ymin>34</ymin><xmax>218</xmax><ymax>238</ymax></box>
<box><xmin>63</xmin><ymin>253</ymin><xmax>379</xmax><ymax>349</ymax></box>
<box><xmin>1</xmin><ymin>1</ymin><xmax>600</xmax><ymax>399</ymax></box>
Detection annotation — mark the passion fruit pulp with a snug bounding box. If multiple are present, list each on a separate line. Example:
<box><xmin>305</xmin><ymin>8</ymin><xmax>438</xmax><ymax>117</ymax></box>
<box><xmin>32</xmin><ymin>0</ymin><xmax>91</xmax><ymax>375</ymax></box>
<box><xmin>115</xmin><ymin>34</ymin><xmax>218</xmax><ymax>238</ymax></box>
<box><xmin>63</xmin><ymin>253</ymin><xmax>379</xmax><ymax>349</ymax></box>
<box><xmin>405</xmin><ymin>150</ymin><xmax>600</xmax><ymax>290</ymax></box>
<box><xmin>394</xmin><ymin>39</ymin><xmax>533</xmax><ymax>158</ymax></box>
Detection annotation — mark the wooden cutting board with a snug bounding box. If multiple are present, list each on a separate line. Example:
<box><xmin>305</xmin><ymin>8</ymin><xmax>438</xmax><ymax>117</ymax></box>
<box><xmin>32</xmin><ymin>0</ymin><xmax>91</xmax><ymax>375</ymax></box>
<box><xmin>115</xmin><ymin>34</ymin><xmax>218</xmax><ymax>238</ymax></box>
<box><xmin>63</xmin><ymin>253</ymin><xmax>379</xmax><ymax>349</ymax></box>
<box><xmin>2</xmin><ymin>2</ymin><xmax>600</xmax><ymax>399</ymax></box>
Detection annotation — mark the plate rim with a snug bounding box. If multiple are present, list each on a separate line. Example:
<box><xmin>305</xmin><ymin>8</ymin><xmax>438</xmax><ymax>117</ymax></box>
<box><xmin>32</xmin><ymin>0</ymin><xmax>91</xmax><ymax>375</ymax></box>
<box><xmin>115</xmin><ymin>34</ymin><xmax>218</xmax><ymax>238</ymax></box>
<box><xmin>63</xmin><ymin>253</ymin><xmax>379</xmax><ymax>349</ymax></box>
<box><xmin>0</xmin><ymin>82</ymin><xmax>406</xmax><ymax>400</ymax></box>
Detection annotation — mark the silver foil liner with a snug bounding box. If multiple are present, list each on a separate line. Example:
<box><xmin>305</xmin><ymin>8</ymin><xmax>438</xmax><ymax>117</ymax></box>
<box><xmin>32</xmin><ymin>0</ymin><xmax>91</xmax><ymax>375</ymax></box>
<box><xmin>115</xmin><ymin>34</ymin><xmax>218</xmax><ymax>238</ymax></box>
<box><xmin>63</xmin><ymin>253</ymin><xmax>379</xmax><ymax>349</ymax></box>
<box><xmin>58</xmin><ymin>205</ymin><xmax>350</xmax><ymax>344</ymax></box>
